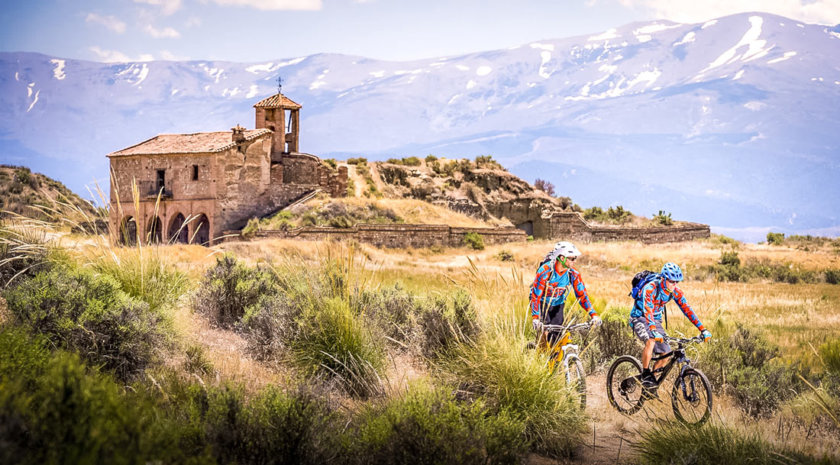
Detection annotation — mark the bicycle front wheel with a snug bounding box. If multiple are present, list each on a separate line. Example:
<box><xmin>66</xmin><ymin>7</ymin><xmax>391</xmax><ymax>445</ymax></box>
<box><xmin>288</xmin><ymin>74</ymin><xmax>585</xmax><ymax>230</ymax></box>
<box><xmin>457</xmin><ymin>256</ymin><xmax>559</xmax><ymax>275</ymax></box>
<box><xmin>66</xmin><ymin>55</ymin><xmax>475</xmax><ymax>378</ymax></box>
<box><xmin>671</xmin><ymin>368</ymin><xmax>713</xmax><ymax>426</ymax></box>
<box><xmin>565</xmin><ymin>356</ymin><xmax>586</xmax><ymax>409</ymax></box>
<box><xmin>606</xmin><ymin>355</ymin><xmax>645</xmax><ymax>415</ymax></box>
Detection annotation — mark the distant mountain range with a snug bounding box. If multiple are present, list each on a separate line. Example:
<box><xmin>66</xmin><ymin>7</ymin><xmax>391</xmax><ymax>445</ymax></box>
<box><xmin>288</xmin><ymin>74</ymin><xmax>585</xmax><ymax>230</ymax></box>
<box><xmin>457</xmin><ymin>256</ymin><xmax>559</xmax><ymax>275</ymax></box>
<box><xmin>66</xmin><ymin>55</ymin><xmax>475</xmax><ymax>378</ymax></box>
<box><xmin>1</xmin><ymin>12</ymin><xmax>839</xmax><ymax>241</ymax></box>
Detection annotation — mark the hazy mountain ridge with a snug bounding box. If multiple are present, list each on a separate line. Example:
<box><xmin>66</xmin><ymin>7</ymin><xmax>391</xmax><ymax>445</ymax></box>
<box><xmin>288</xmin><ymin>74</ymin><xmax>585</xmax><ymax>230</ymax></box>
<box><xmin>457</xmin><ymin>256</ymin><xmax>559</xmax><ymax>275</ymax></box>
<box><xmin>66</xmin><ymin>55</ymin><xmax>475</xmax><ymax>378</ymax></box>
<box><xmin>1</xmin><ymin>12</ymin><xmax>839</xmax><ymax>241</ymax></box>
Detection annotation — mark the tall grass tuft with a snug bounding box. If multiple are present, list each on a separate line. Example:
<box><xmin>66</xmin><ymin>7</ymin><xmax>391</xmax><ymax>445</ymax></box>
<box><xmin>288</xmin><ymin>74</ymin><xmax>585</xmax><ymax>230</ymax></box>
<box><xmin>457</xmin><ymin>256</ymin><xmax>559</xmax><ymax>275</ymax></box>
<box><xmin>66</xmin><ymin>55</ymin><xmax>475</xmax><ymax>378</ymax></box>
<box><xmin>441</xmin><ymin>333</ymin><xmax>586</xmax><ymax>458</ymax></box>
<box><xmin>635</xmin><ymin>422</ymin><xmax>834</xmax><ymax>465</ymax></box>
<box><xmin>345</xmin><ymin>382</ymin><xmax>527</xmax><ymax>465</ymax></box>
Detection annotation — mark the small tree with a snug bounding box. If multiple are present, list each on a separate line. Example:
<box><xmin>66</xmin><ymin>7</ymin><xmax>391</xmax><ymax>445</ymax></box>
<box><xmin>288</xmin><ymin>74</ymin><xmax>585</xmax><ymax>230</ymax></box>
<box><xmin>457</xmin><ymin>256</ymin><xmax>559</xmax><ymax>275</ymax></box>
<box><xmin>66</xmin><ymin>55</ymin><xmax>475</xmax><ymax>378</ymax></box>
<box><xmin>654</xmin><ymin>210</ymin><xmax>673</xmax><ymax>226</ymax></box>
<box><xmin>534</xmin><ymin>178</ymin><xmax>555</xmax><ymax>196</ymax></box>
<box><xmin>766</xmin><ymin>232</ymin><xmax>785</xmax><ymax>245</ymax></box>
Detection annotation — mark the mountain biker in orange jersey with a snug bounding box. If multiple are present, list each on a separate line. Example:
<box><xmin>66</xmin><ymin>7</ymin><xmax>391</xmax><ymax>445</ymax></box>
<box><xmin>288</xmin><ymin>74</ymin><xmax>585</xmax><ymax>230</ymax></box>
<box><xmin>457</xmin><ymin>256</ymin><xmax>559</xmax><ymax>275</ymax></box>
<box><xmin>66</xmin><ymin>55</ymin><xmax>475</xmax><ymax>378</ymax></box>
<box><xmin>530</xmin><ymin>241</ymin><xmax>601</xmax><ymax>344</ymax></box>
<box><xmin>630</xmin><ymin>262</ymin><xmax>712</xmax><ymax>388</ymax></box>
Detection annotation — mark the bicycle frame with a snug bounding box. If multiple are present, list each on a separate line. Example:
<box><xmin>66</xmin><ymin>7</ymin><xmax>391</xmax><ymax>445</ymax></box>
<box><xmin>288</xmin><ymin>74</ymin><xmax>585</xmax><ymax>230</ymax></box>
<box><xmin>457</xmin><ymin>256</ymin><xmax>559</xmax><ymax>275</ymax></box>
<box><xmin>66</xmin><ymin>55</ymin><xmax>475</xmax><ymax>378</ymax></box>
<box><xmin>537</xmin><ymin>322</ymin><xmax>589</xmax><ymax>373</ymax></box>
<box><xmin>648</xmin><ymin>336</ymin><xmax>701</xmax><ymax>388</ymax></box>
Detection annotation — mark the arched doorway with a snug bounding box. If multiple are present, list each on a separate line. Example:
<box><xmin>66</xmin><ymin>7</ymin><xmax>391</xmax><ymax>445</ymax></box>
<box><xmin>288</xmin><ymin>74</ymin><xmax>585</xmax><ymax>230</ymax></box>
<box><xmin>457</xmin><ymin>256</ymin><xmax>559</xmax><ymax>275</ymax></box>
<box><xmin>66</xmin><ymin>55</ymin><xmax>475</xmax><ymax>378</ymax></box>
<box><xmin>119</xmin><ymin>216</ymin><xmax>137</xmax><ymax>246</ymax></box>
<box><xmin>192</xmin><ymin>214</ymin><xmax>210</xmax><ymax>246</ymax></box>
<box><xmin>169</xmin><ymin>213</ymin><xmax>189</xmax><ymax>244</ymax></box>
<box><xmin>147</xmin><ymin>216</ymin><xmax>163</xmax><ymax>244</ymax></box>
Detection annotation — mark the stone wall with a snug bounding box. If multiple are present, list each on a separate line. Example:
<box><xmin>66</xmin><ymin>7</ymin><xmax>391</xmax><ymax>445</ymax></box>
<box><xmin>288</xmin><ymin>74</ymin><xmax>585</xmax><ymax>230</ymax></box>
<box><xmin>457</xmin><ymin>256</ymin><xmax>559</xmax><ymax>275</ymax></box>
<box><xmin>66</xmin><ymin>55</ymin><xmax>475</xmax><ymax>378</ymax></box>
<box><xmin>238</xmin><ymin>223</ymin><xmax>527</xmax><ymax>248</ymax></box>
<box><xmin>544</xmin><ymin>211</ymin><xmax>710</xmax><ymax>243</ymax></box>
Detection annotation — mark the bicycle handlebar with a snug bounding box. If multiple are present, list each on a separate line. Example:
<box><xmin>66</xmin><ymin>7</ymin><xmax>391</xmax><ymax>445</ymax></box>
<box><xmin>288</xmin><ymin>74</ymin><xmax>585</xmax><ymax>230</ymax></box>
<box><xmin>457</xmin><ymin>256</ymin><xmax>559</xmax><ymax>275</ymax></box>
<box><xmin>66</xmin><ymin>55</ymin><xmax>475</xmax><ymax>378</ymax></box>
<box><xmin>664</xmin><ymin>335</ymin><xmax>704</xmax><ymax>345</ymax></box>
<box><xmin>539</xmin><ymin>322</ymin><xmax>592</xmax><ymax>333</ymax></box>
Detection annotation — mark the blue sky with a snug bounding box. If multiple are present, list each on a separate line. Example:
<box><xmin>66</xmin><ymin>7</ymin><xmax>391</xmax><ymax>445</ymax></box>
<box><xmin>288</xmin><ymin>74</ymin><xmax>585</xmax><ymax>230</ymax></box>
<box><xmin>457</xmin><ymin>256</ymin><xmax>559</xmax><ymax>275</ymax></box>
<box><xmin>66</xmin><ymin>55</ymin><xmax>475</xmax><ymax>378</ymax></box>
<box><xmin>1</xmin><ymin>0</ymin><xmax>839</xmax><ymax>62</ymax></box>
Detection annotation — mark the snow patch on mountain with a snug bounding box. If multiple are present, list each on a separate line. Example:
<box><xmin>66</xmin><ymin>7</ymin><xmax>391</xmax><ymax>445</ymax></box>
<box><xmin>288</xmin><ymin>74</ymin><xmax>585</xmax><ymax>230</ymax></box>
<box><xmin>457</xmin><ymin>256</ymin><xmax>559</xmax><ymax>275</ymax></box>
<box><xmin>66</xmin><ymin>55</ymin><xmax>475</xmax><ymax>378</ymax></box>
<box><xmin>588</xmin><ymin>29</ymin><xmax>619</xmax><ymax>41</ymax></box>
<box><xmin>50</xmin><ymin>59</ymin><xmax>66</xmax><ymax>80</ymax></box>
<box><xmin>476</xmin><ymin>66</ymin><xmax>492</xmax><ymax>76</ymax></box>
<box><xmin>701</xmin><ymin>16</ymin><xmax>770</xmax><ymax>75</ymax></box>
<box><xmin>674</xmin><ymin>31</ymin><xmax>695</xmax><ymax>46</ymax></box>
<box><xmin>310</xmin><ymin>69</ymin><xmax>329</xmax><ymax>90</ymax></box>
<box><xmin>702</xmin><ymin>20</ymin><xmax>717</xmax><ymax>29</ymax></box>
<box><xmin>768</xmin><ymin>51</ymin><xmax>797</xmax><ymax>64</ymax></box>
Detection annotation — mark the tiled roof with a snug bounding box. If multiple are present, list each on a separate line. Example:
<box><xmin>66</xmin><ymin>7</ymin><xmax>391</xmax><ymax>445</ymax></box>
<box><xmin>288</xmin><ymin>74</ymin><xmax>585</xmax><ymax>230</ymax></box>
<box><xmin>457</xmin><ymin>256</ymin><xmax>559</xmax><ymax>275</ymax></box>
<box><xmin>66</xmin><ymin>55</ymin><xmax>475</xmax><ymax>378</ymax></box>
<box><xmin>108</xmin><ymin>129</ymin><xmax>271</xmax><ymax>157</ymax></box>
<box><xmin>253</xmin><ymin>93</ymin><xmax>302</xmax><ymax>109</ymax></box>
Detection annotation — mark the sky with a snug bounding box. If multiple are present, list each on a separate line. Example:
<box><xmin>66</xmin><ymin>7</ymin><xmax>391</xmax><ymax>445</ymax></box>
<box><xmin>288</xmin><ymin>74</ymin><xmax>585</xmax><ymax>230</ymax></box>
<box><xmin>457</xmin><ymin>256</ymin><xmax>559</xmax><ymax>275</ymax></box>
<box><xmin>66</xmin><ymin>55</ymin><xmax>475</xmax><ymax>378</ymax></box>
<box><xmin>1</xmin><ymin>0</ymin><xmax>839</xmax><ymax>63</ymax></box>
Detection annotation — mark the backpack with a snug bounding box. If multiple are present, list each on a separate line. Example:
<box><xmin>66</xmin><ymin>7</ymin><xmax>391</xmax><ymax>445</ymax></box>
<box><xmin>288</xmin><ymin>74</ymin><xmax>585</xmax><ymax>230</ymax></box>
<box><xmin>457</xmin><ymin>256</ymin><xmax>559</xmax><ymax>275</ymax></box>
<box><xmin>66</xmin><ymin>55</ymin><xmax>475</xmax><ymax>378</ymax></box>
<box><xmin>629</xmin><ymin>270</ymin><xmax>668</xmax><ymax>328</ymax></box>
<box><xmin>629</xmin><ymin>270</ymin><xmax>659</xmax><ymax>300</ymax></box>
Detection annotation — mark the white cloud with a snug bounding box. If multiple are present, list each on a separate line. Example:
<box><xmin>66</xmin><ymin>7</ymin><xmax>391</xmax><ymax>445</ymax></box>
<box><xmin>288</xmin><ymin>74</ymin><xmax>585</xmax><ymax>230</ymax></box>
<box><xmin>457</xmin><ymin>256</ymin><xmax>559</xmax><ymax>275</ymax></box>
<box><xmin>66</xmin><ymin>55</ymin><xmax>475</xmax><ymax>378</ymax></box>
<box><xmin>85</xmin><ymin>13</ymin><xmax>127</xmax><ymax>33</ymax></box>
<box><xmin>617</xmin><ymin>0</ymin><xmax>840</xmax><ymax>26</ymax></box>
<box><xmin>144</xmin><ymin>24</ymin><xmax>181</xmax><ymax>38</ymax></box>
<box><xmin>89</xmin><ymin>46</ymin><xmax>155</xmax><ymax>63</ymax></box>
<box><xmin>134</xmin><ymin>0</ymin><xmax>182</xmax><ymax>16</ymax></box>
<box><xmin>208</xmin><ymin>0</ymin><xmax>322</xmax><ymax>10</ymax></box>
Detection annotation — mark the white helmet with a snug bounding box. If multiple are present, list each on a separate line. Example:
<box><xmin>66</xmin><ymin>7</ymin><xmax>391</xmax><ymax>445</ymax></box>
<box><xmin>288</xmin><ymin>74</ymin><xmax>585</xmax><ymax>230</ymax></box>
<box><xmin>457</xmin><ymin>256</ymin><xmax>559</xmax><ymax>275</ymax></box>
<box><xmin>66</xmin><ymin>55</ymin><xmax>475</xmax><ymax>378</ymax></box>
<box><xmin>553</xmin><ymin>241</ymin><xmax>581</xmax><ymax>258</ymax></box>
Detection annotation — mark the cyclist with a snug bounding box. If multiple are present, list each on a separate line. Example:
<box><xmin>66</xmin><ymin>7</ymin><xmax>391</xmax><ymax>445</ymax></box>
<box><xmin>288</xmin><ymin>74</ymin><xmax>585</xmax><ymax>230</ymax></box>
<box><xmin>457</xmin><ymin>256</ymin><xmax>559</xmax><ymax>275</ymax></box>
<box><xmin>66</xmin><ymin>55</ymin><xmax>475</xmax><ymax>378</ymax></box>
<box><xmin>530</xmin><ymin>241</ymin><xmax>601</xmax><ymax>344</ymax></box>
<box><xmin>630</xmin><ymin>262</ymin><xmax>712</xmax><ymax>388</ymax></box>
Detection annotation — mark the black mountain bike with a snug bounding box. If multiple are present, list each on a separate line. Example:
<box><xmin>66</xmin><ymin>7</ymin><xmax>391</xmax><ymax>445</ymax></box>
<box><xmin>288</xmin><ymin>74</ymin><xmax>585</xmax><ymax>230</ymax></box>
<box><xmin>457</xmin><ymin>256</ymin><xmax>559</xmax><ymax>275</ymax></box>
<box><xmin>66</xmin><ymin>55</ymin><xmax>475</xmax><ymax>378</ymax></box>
<box><xmin>606</xmin><ymin>335</ymin><xmax>712</xmax><ymax>425</ymax></box>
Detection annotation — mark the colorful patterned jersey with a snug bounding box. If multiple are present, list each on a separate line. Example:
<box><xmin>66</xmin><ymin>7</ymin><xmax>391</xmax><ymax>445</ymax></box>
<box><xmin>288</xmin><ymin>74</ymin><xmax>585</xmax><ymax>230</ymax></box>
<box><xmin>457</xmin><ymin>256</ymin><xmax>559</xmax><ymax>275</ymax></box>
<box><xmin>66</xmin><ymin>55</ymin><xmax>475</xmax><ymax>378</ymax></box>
<box><xmin>529</xmin><ymin>261</ymin><xmax>595</xmax><ymax>319</ymax></box>
<box><xmin>630</xmin><ymin>278</ymin><xmax>706</xmax><ymax>332</ymax></box>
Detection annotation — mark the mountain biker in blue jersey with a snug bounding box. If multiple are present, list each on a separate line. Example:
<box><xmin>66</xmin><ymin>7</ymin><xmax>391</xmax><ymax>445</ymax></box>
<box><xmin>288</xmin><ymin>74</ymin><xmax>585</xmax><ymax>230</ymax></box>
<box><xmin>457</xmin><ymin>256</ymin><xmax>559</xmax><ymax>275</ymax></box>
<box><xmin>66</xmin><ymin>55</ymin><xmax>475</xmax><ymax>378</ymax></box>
<box><xmin>630</xmin><ymin>262</ymin><xmax>712</xmax><ymax>388</ymax></box>
<box><xmin>530</xmin><ymin>241</ymin><xmax>601</xmax><ymax>344</ymax></box>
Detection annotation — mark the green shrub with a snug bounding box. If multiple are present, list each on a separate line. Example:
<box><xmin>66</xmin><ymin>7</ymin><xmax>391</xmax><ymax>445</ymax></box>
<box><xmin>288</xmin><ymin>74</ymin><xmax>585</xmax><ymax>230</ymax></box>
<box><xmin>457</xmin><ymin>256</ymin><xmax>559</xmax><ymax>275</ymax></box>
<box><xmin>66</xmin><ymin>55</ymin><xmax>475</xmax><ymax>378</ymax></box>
<box><xmin>346</xmin><ymin>157</ymin><xmax>367</xmax><ymax>165</ymax></box>
<box><xmin>193</xmin><ymin>254</ymin><xmax>278</xmax><ymax>328</ymax></box>
<box><xmin>355</xmin><ymin>284</ymin><xmax>420</xmax><ymax>350</ymax></box>
<box><xmin>346</xmin><ymin>383</ymin><xmax>527</xmax><ymax>465</ymax></box>
<box><xmin>496</xmin><ymin>250</ymin><xmax>514</xmax><ymax>262</ymax></box>
<box><xmin>825</xmin><ymin>269</ymin><xmax>840</xmax><ymax>285</ymax></box>
<box><xmin>607</xmin><ymin>205</ymin><xmax>631</xmax><ymax>223</ymax></box>
<box><xmin>653</xmin><ymin>209</ymin><xmax>673</xmax><ymax>225</ymax></box>
<box><xmin>636</xmin><ymin>422</ymin><xmax>828</xmax><ymax>465</ymax></box>
<box><xmin>91</xmin><ymin>249</ymin><xmax>187</xmax><ymax>314</ymax></box>
<box><xmin>402</xmin><ymin>156</ymin><xmax>421</xmax><ymax>166</ymax></box>
<box><xmin>183</xmin><ymin>345</ymin><xmax>213</xmax><ymax>376</ymax></box>
<box><xmin>720</xmin><ymin>250</ymin><xmax>741</xmax><ymax>267</ymax></box>
<box><xmin>463</xmin><ymin>232</ymin><xmax>485</xmax><ymax>250</ymax></box>
<box><xmin>323</xmin><ymin>158</ymin><xmax>337</xmax><ymax>169</ymax></box>
<box><xmin>767</xmin><ymin>231</ymin><xmax>786</xmax><ymax>245</ymax></box>
<box><xmin>442</xmin><ymin>334</ymin><xmax>585</xmax><ymax>458</ymax></box>
<box><xmin>416</xmin><ymin>290</ymin><xmax>479</xmax><ymax>360</ymax></box>
<box><xmin>293</xmin><ymin>297</ymin><xmax>386</xmax><ymax>398</ymax></box>
<box><xmin>697</xmin><ymin>325</ymin><xmax>800</xmax><ymax>417</ymax></box>
<box><xmin>4</xmin><ymin>266</ymin><xmax>168</xmax><ymax>381</ymax></box>
<box><xmin>0</xmin><ymin>344</ymin><xmax>159</xmax><ymax>464</ymax></box>
<box><xmin>819</xmin><ymin>339</ymin><xmax>840</xmax><ymax>377</ymax></box>
<box><xmin>241</xmin><ymin>217</ymin><xmax>260</xmax><ymax>238</ymax></box>
<box><xmin>424</xmin><ymin>154</ymin><xmax>438</xmax><ymax>163</ymax></box>
<box><xmin>582</xmin><ymin>312</ymin><xmax>639</xmax><ymax>366</ymax></box>
<box><xmin>583</xmin><ymin>206</ymin><xmax>604</xmax><ymax>221</ymax></box>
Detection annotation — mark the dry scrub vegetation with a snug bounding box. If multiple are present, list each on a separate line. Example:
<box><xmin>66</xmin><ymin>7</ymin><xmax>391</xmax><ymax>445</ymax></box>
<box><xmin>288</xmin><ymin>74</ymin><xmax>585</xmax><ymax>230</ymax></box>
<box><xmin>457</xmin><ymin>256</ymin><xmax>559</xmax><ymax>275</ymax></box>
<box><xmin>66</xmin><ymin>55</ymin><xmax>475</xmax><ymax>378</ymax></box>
<box><xmin>2</xmin><ymin>213</ymin><xmax>840</xmax><ymax>464</ymax></box>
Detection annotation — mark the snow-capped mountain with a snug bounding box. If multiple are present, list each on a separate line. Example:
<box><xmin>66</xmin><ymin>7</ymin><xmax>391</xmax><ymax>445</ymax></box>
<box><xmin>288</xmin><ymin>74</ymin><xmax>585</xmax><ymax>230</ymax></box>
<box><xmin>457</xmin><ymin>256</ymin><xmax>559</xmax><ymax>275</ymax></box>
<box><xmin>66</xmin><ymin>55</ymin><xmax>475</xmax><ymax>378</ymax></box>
<box><xmin>2</xmin><ymin>12</ymin><xmax>839</xmax><ymax>241</ymax></box>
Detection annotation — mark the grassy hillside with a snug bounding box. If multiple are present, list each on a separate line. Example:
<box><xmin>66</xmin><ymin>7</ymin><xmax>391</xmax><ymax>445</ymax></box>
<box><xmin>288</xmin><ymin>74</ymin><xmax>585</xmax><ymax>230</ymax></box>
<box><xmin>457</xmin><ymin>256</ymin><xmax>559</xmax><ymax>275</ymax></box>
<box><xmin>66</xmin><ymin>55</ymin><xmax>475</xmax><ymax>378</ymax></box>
<box><xmin>2</xmin><ymin>213</ymin><xmax>839</xmax><ymax>464</ymax></box>
<box><xmin>0</xmin><ymin>165</ymin><xmax>99</xmax><ymax>222</ymax></box>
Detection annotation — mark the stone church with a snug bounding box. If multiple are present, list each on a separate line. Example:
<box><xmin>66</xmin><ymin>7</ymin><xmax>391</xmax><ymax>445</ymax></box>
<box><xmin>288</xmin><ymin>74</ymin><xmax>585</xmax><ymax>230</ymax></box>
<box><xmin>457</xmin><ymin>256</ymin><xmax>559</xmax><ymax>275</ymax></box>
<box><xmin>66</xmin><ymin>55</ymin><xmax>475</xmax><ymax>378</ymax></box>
<box><xmin>107</xmin><ymin>92</ymin><xmax>347</xmax><ymax>246</ymax></box>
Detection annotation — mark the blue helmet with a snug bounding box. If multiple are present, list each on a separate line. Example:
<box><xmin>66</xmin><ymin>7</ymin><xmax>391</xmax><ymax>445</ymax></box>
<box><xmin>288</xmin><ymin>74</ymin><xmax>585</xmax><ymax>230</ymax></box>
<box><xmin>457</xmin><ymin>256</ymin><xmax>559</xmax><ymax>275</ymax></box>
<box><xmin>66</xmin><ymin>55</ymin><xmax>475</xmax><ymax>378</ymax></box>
<box><xmin>661</xmin><ymin>262</ymin><xmax>683</xmax><ymax>282</ymax></box>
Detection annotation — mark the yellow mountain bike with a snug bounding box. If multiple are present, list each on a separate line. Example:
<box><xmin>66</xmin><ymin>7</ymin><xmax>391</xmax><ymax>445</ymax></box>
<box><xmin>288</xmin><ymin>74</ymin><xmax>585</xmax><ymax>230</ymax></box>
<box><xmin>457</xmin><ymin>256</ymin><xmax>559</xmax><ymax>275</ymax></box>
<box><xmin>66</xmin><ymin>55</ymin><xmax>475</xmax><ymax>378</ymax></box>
<box><xmin>531</xmin><ymin>320</ymin><xmax>593</xmax><ymax>408</ymax></box>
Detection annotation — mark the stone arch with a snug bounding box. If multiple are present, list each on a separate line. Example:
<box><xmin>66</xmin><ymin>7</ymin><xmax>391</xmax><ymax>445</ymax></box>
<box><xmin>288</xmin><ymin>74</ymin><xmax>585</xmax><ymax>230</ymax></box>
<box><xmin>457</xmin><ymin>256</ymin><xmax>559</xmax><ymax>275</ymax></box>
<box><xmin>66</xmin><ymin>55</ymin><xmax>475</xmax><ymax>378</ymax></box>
<box><xmin>192</xmin><ymin>214</ymin><xmax>210</xmax><ymax>246</ymax></box>
<box><xmin>168</xmin><ymin>213</ymin><xmax>189</xmax><ymax>244</ymax></box>
<box><xmin>119</xmin><ymin>216</ymin><xmax>137</xmax><ymax>246</ymax></box>
<box><xmin>147</xmin><ymin>216</ymin><xmax>163</xmax><ymax>244</ymax></box>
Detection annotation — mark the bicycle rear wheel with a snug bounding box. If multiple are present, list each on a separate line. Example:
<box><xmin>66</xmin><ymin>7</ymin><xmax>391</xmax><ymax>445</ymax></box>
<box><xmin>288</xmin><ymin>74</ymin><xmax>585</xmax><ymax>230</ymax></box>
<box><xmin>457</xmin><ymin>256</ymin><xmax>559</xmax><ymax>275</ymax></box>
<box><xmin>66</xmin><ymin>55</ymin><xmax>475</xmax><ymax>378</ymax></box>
<box><xmin>671</xmin><ymin>368</ymin><xmax>713</xmax><ymax>425</ymax></box>
<box><xmin>606</xmin><ymin>355</ymin><xmax>645</xmax><ymax>415</ymax></box>
<box><xmin>565</xmin><ymin>356</ymin><xmax>586</xmax><ymax>409</ymax></box>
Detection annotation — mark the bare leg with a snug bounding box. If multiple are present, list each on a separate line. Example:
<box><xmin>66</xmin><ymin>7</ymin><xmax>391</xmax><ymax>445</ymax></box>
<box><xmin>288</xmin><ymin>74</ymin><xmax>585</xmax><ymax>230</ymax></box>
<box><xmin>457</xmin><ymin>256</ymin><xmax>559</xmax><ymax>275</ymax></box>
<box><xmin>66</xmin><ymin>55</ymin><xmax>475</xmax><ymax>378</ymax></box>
<box><xmin>642</xmin><ymin>339</ymin><xmax>655</xmax><ymax>369</ymax></box>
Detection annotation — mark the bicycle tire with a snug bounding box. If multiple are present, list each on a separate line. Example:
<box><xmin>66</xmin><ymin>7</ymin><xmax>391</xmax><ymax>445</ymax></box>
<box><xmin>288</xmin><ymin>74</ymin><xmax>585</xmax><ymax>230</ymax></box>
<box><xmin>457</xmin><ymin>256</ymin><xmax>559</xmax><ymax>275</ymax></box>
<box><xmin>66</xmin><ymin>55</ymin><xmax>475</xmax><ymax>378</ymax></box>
<box><xmin>564</xmin><ymin>356</ymin><xmax>587</xmax><ymax>409</ymax></box>
<box><xmin>606</xmin><ymin>355</ymin><xmax>646</xmax><ymax>415</ymax></box>
<box><xmin>671</xmin><ymin>368</ymin><xmax>713</xmax><ymax>426</ymax></box>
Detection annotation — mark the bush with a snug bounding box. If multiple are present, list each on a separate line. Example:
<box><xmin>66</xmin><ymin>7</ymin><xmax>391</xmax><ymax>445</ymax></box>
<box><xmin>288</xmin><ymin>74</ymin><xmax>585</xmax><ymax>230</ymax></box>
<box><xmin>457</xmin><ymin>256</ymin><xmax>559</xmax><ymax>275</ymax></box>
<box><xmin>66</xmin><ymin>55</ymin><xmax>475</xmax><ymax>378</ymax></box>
<box><xmin>496</xmin><ymin>250</ymin><xmax>514</xmax><ymax>262</ymax></box>
<box><xmin>355</xmin><ymin>284</ymin><xmax>420</xmax><ymax>349</ymax></box>
<box><xmin>819</xmin><ymin>338</ymin><xmax>840</xmax><ymax>377</ymax></box>
<box><xmin>416</xmin><ymin>290</ymin><xmax>479</xmax><ymax>360</ymax></box>
<box><xmin>0</xmin><ymin>223</ymin><xmax>54</xmax><ymax>287</ymax></box>
<box><xmin>293</xmin><ymin>297</ymin><xmax>386</xmax><ymax>398</ymax></box>
<box><xmin>653</xmin><ymin>210</ymin><xmax>673</xmax><ymax>225</ymax></box>
<box><xmin>346</xmin><ymin>157</ymin><xmax>367</xmax><ymax>165</ymax></box>
<box><xmin>424</xmin><ymin>154</ymin><xmax>438</xmax><ymax>163</ymax></box>
<box><xmin>0</xmin><ymin>334</ymin><xmax>160</xmax><ymax>465</ymax></box>
<box><xmin>767</xmin><ymin>231</ymin><xmax>786</xmax><ymax>245</ymax></box>
<box><xmin>345</xmin><ymin>383</ymin><xmax>527</xmax><ymax>465</ymax></box>
<box><xmin>636</xmin><ymin>422</ymin><xmax>828</xmax><ymax>465</ymax></box>
<box><xmin>241</xmin><ymin>217</ymin><xmax>260</xmax><ymax>238</ymax></box>
<box><xmin>442</xmin><ymin>334</ymin><xmax>586</xmax><ymax>458</ymax></box>
<box><xmin>91</xmin><ymin>249</ymin><xmax>187</xmax><ymax>314</ymax></box>
<box><xmin>3</xmin><ymin>266</ymin><xmax>168</xmax><ymax>381</ymax></box>
<box><xmin>463</xmin><ymin>232</ymin><xmax>485</xmax><ymax>250</ymax></box>
<box><xmin>193</xmin><ymin>254</ymin><xmax>278</xmax><ymax>328</ymax></box>
<box><xmin>825</xmin><ymin>269</ymin><xmax>840</xmax><ymax>285</ymax></box>
<box><xmin>697</xmin><ymin>325</ymin><xmax>800</xmax><ymax>417</ymax></box>
<box><xmin>534</xmin><ymin>178</ymin><xmax>555</xmax><ymax>196</ymax></box>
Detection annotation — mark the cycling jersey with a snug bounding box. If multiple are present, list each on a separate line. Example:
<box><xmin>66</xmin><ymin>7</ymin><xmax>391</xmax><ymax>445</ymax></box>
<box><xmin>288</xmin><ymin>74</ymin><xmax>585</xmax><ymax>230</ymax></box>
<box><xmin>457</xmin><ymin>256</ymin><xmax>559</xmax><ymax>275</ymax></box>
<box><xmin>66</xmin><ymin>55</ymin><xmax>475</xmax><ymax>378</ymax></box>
<box><xmin>529</xmin><ymin>261</ymin><xmax>595</xmax><ymax>319</ymax></box>
<box><xmin>630</xmin><ymin>278</ymin><xmax>706</xmax><ymax>332</ymax></box>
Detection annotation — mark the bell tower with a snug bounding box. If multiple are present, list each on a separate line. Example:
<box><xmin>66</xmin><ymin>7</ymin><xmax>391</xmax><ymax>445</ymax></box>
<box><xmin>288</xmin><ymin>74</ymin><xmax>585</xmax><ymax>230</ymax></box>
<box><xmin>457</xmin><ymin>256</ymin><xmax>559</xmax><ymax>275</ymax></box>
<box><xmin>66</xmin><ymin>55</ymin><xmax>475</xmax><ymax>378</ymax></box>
<box><xmin>253</xmin><ymin>91</ymin><xmax>302</xmax><ymax>156</ymax></box>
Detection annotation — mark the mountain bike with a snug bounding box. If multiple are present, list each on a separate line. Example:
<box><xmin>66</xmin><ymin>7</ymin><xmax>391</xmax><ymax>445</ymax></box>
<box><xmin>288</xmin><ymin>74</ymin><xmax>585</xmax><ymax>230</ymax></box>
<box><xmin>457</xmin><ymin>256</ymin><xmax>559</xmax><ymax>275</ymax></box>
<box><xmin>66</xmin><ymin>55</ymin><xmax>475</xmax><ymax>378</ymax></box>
<box><xmin>531</xmin><ymin>320</ymin><xmax>592</xmax><ymax>409</ymax></box>
<box><xmin>605</xmin><ymin>335</ymin><xmax>712</xmax><ymax>425</ymax></box>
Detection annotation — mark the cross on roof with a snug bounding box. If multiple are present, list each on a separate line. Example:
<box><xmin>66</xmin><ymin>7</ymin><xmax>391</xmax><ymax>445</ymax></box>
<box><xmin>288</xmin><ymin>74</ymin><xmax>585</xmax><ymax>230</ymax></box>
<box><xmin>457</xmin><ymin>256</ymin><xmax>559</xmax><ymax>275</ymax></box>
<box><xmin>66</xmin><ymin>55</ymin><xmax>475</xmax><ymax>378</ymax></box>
<box><xmin>276</xmin><ymin>76</ymin><xmax>283</xmax><ymax>94</ymax></box>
